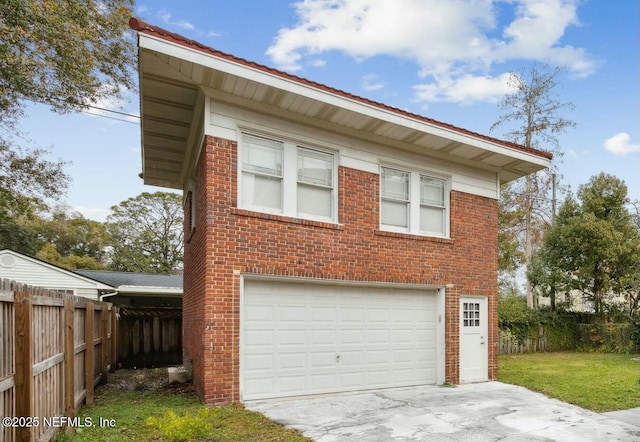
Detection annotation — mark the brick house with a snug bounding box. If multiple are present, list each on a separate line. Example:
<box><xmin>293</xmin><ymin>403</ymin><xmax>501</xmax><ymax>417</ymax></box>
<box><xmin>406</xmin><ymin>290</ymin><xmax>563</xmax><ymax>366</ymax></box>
<box><xmin>130</xmin><ymin>18</ymin><xmax>551</xmax><ymax>404</ymax></box>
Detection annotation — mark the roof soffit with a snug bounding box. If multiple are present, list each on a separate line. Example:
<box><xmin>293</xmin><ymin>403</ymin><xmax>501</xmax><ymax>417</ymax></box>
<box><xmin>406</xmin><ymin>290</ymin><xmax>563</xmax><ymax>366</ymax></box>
<box><xmin>136</xmin><ymin>31</ymin><xmax>551</xmax><ymax>188</ymax></box>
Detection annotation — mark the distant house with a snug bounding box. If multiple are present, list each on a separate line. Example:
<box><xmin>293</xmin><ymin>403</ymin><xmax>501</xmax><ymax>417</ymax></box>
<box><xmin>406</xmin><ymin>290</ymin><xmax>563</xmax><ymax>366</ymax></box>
<box><xmin>537</xmin><ymin>290</ymin><xmax>628</xmax><ymax>313</ymax></box>
<box><xmin>1</xmin><ymin>249</ymin><xmax>184</xmax><ymax>368</ymax></box>
<box><xmin>130</xmin><ymin>18</ymin><xmax>552</xmax><ymax>404</ymax></box>
<box><xmin>74</xmin><ymin>270</ymin><xmax>182</xmax><ymax>307</ymax></box>
<box><xmin>0</xmin><ymin>249</ymin><xmax>113</xmax><ymax>299</ymax></box>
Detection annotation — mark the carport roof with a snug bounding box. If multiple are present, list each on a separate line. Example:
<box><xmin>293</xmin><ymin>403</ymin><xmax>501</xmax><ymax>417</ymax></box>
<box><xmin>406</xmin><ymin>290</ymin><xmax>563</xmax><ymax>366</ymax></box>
<box><xmin>130</xmin><ymin>18</ymin><xmax>553</xmax><ymax>190</ymax></box>
<box><xmin>74</xmin><ymin>270</ymin><xmax>182</xmax><ymax>290</ymax></box>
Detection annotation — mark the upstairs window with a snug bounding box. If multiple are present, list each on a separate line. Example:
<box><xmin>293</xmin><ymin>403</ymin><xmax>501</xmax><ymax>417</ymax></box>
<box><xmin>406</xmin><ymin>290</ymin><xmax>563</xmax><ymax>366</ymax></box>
<box><xmin>241</xmin><ymin>135</ymin><xmax>283</xmax><ymax>212</ymax></box>
<box><xmin>297</xmin><ymin>148</ymin><xmax>334</xmax><ymax>219</ymax></box>
<box><xmin>380</xmin><ymin>166</ymin><xmax>449</xmax><ymax>237</ymax></box>
<box><xmin>239</xmin><ymin>132</ymin><xmax>337</xmax><ymax>222</ymax></box>
<box><xmin>420</xmin><ymin>176</ymin><xmax>446</xmax><ymax>236</ymax></box>
<box><xmin>381</xmin><ymin>168</ymin><xmax>410</xmax><ymax>228</ymax></box>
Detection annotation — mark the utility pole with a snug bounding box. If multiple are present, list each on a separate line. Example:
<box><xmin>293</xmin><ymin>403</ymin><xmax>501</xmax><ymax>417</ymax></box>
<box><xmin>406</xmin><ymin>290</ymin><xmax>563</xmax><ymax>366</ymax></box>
<box><xmin>552</xmin><ymin>173</ymin><xmax>557</xmax><ymax>225</ymax></box>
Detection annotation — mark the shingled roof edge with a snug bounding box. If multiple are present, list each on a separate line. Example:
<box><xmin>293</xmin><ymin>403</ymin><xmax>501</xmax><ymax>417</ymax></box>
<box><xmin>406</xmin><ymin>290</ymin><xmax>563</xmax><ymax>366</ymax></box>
<box><xmin>129</xmin><ymin>17</ymin><xmax>553</xmax><ymax>161</ymax></box>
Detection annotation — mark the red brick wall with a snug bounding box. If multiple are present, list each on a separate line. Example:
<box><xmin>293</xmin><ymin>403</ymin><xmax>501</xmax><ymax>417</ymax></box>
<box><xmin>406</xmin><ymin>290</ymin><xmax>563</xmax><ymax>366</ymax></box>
<box><xmin>184</xmin><ymin>135</ymin><xmax>499</xmax><ymax>404</ymax></box>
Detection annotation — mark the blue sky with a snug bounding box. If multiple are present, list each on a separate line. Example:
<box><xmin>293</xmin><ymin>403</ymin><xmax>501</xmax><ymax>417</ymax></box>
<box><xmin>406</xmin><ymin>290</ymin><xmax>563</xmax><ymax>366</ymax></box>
<box><xmin>20</xmin><ymin>0</ymin><xmax>639</xmax><ymax>221</ymax></box>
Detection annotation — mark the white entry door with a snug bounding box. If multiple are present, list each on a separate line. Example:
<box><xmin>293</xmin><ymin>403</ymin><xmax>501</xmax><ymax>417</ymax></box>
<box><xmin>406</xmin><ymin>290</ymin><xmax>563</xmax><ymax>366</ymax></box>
<box><xmin>242</xmin><ymin>280</ymin><xmax>439</xmax><ymax>400</ymax></box>
<box><xmin>459</xmin><ymin>296</ymin><xmax>488</xmax><ymax>383</ymax></box>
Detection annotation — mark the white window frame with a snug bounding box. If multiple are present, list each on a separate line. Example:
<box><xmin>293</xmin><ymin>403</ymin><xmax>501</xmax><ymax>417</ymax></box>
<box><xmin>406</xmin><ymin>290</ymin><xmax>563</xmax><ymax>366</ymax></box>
<box><xmin>238</xmin><ymin>131</ymin><xmax>338</xmax><ymax>223</ymax></box>
<box><xmin>380</xmin><ymin>165</ymin><xmax>450</xmax><ymax>238</ymax></box>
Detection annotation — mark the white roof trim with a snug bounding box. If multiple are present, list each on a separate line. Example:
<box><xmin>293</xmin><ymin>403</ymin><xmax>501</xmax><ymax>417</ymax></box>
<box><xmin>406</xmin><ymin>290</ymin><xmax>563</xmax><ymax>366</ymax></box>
<box><xmin>137</xmin><ymin>34</ymin><xmax>550</xmax><ymax>169</ymax></box>
<box><xmin>115</xmin><ymin>285</ymin><xmax>182</xmax><ymax>295</ymax></box>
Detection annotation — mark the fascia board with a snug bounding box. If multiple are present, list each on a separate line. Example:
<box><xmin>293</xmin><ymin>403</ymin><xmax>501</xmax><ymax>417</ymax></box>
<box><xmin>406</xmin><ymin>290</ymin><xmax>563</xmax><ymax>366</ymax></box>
<box><xmin>138</xmin><ymin>34</ymin><xmax>551</xmax><ymax>169</ymax></box>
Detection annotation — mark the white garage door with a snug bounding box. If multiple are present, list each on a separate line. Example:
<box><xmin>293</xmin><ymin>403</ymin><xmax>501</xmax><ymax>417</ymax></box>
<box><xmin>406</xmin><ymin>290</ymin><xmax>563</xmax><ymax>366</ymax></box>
<box><xmin>242</xmin><ymin>280</ymin><xmax>438</xmax><ymax>400</ymax></box>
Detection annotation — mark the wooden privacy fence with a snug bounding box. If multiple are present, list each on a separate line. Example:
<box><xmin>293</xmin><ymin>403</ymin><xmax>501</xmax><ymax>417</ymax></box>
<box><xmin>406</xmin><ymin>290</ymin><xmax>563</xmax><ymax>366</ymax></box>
<box><xmin>118</xmin><ymin>307</ymin><xmax>182</xmax><ymax>368</ymax></box>
<box><xmin>0</xmin><ymin>278</ymin><xmax>117</xmax><ymax>442</ymax></box>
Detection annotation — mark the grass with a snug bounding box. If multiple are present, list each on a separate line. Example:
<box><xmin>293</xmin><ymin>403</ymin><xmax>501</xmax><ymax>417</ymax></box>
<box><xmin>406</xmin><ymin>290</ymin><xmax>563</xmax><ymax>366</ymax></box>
<box><xmin>498</xmin><ymin>352</ymin><xmax>640</xmax><ymax>412</ymax></box>
<box><xmin>56</xmin><ymin>369</ymin><xmax>311</xmax><ymax>442</ymax></box>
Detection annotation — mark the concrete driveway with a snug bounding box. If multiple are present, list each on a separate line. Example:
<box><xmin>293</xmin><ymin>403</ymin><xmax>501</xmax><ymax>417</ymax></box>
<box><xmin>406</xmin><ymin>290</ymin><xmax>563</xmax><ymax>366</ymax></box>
<box><xmin>246</xmin><ymin>382</ymin><xmax>640</xmax><ymax>441</ymax></box>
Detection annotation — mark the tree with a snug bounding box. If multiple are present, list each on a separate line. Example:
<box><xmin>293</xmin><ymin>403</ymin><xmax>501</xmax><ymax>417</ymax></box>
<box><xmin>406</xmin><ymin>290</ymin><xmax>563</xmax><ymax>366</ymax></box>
<box><xmin>106</xmin><ymin>192</ymin><xmax>184</xmax><ymax>274</ymax></box>
<box><xmin>36</xmin><ymin>243</ymin><xmax>104</xmax><ymax>270</ymax></box>
<box><xmin>0</xmin><ymin>0</ymin><xmax>135</xmax><ymax>127</ymax></box>
<box><xmin>0</xmin><ymin>144</ymin><xmax>69</xmax><ymax>251</ymax></box>
<box><xmin>529</xmin><ymin>174</ymin><xmax>640</xmax><ymax>317</ymax></box>
<box><xmin>26</xmin><ymin>207</ymin><xmax>110</xmax><ymax>269</ymax></box>
<box><xmin>491</xmin><ymin>64</ymin><xmax>575</xmax><ymax>307</ymax></box>
<box><xmin>1</xmin><ymin>0</ymin><xmax>135</xmax><ymax>250</ymax></box>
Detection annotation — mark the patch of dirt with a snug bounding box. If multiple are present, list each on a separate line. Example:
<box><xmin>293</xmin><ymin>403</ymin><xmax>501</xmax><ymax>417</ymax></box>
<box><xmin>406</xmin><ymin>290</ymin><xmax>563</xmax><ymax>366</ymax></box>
<box><xmin>102</xmin><ymin>368</ymin><xmax>196</xmax><ymax>395</ymax></box>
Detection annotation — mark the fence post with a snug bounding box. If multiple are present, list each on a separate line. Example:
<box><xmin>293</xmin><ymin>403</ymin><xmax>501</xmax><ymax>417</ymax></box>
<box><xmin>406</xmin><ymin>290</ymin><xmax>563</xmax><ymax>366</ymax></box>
<box><xmin>101</xmin><ymin>305</ymin><xmax>108</xmax><ymax>384</ymax></box>
<box><xmin>84</xmin><ymin>302</ymin><xmax>95</xmax><ymax>406</ymax></box>
<box><xmin>64</xmin><ymin>296</ymin><xmax>75</xmax><ymax>419</ymax></box>
<box><xmin>14</xmin><ymin>290</ymin><xmax>34</xmax><ymax>442</ymax></box>
<box><xmin>110</xmin><ymin>306</ymin><xmax>118</xmax><ymax>373</ymax></box>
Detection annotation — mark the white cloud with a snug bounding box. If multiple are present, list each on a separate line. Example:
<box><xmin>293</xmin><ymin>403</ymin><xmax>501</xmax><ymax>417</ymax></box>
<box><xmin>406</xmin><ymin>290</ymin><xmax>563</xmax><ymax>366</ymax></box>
<box><xmin>157</xmin><ymin>10</ymin><xmax>195</xmax><ymax>30</ymax></box>
<box><xmin>362</xmin><ymin>74</ymin><xmax>385</xmax><ymax>92</ymax></box>
<box><xmin>413</xmin><ymin>72</ymin><xmax>514</xmax><ymax>105</ymax></box>
<box><xmin>267</xmin><ymin>0</ymin><xmax>594</xmax><ymax>104</ymax></box>
<box><xmin>603</xmin><ymin>133</ymin><xmax>640</xmax><ymax>156</ymax></box>
<box><xmin>310</xmin><ymin>59</ymin><xmax>327</xmax><ymax>67</ymax></box>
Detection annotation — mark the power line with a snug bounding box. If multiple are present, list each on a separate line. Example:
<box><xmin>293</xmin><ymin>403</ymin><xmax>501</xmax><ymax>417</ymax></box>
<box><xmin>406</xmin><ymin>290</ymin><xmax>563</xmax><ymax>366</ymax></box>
<box><xmin>78</xmin><ymin>108</ymin><xmax>140</xmax><ymax>125</ymax></box>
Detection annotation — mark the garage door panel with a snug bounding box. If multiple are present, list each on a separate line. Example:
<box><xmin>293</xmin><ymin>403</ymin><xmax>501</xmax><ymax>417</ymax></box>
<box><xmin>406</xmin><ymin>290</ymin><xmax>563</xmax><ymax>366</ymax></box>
<box><xmin>311</xmin><ymin>373</ymin><xmax>336</xmax><ymax>390</ymax></box>
<box><xmin>279</xmin><ymin>353</ymin><xmax>306</xmax><ymax>369</ymax></box>
<box><xmin>279</xmin><ymin>330</ymin><xmax>306</xmax><ymax>346</ymax></box>
<box><xmin>242</xmin><ymin>281</ymin><xmax>438</xmax><ymax>400</ymax></box>
<box><xmin>367</xmin><ymin>330</ymin><xmax>390</xmax><ymax>344</ymax></box>
<box><xmin>311</xmin><ymin>329</ymin><xmax>336</xmax><ymax>345</ymax></box>
<box><xmin>279</xmin><ymin>305</ymin><xmax>306</xmax><ymax>321</ymax></box>
<box><xmin>280</xmin><ymin>376</ymin><xmax>306</xmax><ymax>394</ymax></box>
<box><xmin>244</xmin><ymin>330</ymin><xmax>274</xmax><ymax>346</ymax></box>
<box><xmin>245</xmin><ymin>302</ymin><xmax>276</xmax><ymax>318</ymax></box>
<box><xmin>311</xmin><ymin>352</ymin><xmax>336</xmax><ymax>368</ymax></box>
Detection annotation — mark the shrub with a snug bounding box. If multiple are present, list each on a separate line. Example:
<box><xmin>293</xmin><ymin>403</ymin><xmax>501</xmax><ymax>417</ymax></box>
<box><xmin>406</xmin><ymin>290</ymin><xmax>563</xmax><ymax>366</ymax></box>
<box><xmin>146</xmin><ymin>408</ymin><xmax>218</xmax><ymax>441</ymax></box>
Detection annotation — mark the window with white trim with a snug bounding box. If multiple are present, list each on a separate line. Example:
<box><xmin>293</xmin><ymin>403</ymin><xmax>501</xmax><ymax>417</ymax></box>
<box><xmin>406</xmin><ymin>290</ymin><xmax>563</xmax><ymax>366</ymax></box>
<box><xmin>380</xmin><ymin>166</ymin><xmax>449</xmax><ymax>237</ymax></box>
<box><xmin>241</xmin><ymin>135</ymin><xmax>284</xmax><ymax>212</ymax></box>
<box><xmin>240</xmin><ymin>133</ymin><xmax>337</xmax><ymax>222</ymax></box>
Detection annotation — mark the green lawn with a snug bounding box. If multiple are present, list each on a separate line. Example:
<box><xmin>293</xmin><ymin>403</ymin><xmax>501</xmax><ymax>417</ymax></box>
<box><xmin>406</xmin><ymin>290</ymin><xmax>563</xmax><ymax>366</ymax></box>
<box><xmin>498</xmin><ymin>352</ymin><xmax>640</xmax><ymax>412</ymax></box>
<box><xmin>56</xmin><ymin>369</ymin><xmax>311</xmax><ymax>442</ymax></box>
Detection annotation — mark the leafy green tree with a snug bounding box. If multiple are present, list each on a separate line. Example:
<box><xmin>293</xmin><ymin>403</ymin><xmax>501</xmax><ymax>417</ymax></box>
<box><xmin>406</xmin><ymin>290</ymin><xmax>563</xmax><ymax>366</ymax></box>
<box><xmin>36</xmin><ymin>242</ymin><xmax>104</xmax><ymax>270</ymax></box>
<box><xmin>1</xmin><ymin>0</ymin><xmax>135</xmax><ymax>251</ymax></box>
<box><xmin>106</xmin><ymin>192</ymin><xmax>184</xmax><ymax>274</ymax></box>
<box><xmin>491</xmin><ymin>64</ymin><xmax>575</xmax><ymax>306</ymax></box>
<box><xmin>0</xmin><ymin>0</ymin><xmax>135</xmax><ymax>126</ymax></box>
<box><xmin>0</xmin><ymin>145</ymin><xmax>69</xmax><ymax>252</ymax></box>
<box><xmin>529</xmin><ymin>174</ymin><xmax>640</xmax><ymax>317</ymax></box>
<box><xmin>23</xmin><ymin>207</ymin><xmax>110</xmax><ymax>268</ymax></box>
<box><xmin>32</xmin><ymin>207</ymin><xmax>110</xmax><ymax>259</ymax></box>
